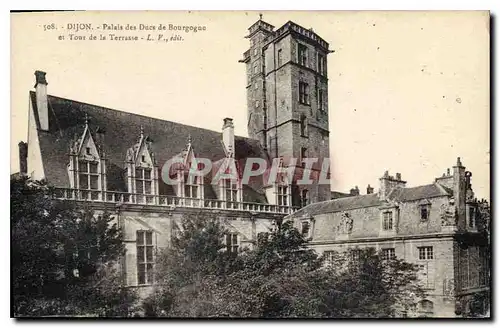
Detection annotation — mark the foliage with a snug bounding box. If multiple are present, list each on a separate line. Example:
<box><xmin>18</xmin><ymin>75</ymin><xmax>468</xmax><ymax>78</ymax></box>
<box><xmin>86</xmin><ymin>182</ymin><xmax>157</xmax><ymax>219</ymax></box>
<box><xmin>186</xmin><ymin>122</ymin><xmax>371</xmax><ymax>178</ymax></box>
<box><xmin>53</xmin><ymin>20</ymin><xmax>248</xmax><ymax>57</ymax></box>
<box><xmin>144</xmin><ymin>217</ymin><xmax>424</xmax><ymax>318</ymax></box>
<box><xmin>11</xmin><ymin>176</ymin><xmax>137</xmax><ymax>317</ymax></box>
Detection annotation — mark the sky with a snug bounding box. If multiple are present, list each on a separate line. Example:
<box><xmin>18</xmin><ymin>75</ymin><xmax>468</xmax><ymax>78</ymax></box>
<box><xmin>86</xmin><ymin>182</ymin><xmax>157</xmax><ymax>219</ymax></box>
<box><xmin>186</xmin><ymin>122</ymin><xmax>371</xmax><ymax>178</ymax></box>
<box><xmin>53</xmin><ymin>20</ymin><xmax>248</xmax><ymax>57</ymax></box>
<box><xmin>10</xmin><ymin>11</ymin><xmax>490</xmax><ymax>200</ymax></box>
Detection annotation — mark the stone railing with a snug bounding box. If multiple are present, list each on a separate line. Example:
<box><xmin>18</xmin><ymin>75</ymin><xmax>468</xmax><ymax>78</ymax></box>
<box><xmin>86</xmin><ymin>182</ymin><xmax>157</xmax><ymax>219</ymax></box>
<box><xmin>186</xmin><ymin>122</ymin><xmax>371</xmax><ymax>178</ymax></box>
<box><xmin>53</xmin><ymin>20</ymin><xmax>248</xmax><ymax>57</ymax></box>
<box><xmin>53</xmin><ymin>188</ymin><xmax>297</xmax><ymax>215</ymax></box>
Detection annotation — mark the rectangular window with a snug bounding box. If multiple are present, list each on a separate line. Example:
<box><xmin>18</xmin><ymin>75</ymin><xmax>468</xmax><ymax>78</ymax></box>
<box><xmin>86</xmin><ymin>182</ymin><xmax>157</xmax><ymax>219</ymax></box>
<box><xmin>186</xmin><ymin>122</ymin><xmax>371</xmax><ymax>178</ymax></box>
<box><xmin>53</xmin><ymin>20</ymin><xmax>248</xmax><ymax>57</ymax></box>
<box><xmin>469</xmin><ymin>207</ymin><xmax>476</xmax><ymax>228</ymax></box>
<box><xmin>224</xmin><ymin>179</ymin><xmax>239</xmax><ymax>208</ymax></box>
<box><xmin>382</xmin><ymin>211</ymin><xmax>393</xmax><ymax>230</ymax></box>
<box><xmin>324</xmin><ymin>250</ymin><xmax>335</xmax><ymax>266</ymax></box>
<box><xmin>300</xmin><ymin>115</ymin><xmax>308</xmax><ymax>136</ymax></box>
<box><xmin>253</xmin><ymin>61</ymin><xmax>259</xmax><ymax>74</ymax></box>
<box><xmin>184</xmin><ymin>174</ymin><xmax>199</xmax><ymax>198</ymax></box>
<box><xmin>418</xmin><ymin>262</ymin><xmax>435</xmax><ymax>289</ymax></box>
<box><xmin>418</xmin><ymin>246</ymin><xmax>434</xmax><ymax>260</ymax></box>
<box><xmin>317</xmin><ymin>53</ymin><xmax>325</xmax><ymax>75</ymax></box>
<box><xmin>137</xmin><ymin>230</ymin><xmax>154</xmax><ymax>285</ymax></box>
<box><xmin>300</xmin><ymin>147</ymin><xmax>308</xmax><ymax>168</ymax></box>
<box><xmin>78</xmin><ymin>161</ymin><xmax>99</xmax><ymax>190</ymax></box>
<box><xmin>86</xmin><ymin>147</ymin><xmax>91</xmax><ymax>155</ymax></box>
<box><xmin>135</xmin><ymin>168</ymin><xmax>153</xmax><ymax>195</ymax></box>
<box><xmin>421</xmin><ymin>206</ymin><xmax>429</xmax><ymax>222</ymax></box>
<box><xmin>350</xmin><ymin>249</ymin><xmax>362</xmax><ymax>263</ymax></box>
<box><xmin>226</xmin><ymin>233</ymin><xmax>239</xmax><ymax>254</ymax></box>
<box><xmin>277</xmin><ymin>185</ymin><xmax>288</xmax><ymax>206</ymax></box>
<box><xmin>382</xmin><ymin>248</ymin><xmax>396</xmax><ymax>261</ymax></box>
<box><xmin>301</xmin><ymin>221</ymin><xmax>310</xmax><ymax>237</ymax></box>
<box><xmin>318</xmin><ymin>89</ymin><xmax>324</xmax><ymax>111</ymax></box>
<box><xmin>298</xmin><ymin>43</ymin><xmax>308</xmax><ymax>67</ymax></box>
<box><xmin>299</xmin><ymin>82</ymin><xmax>310</xmax><ymax>105</ymax></box>
<box><xmin>301</xmin><ymin>189</ymin><xmax>309</xmax><ymax>207</ymax></box>
<box><xmin>277</xmin><ymin>49</ymin><xmax>283</xmax><ymax>67</ymax></box>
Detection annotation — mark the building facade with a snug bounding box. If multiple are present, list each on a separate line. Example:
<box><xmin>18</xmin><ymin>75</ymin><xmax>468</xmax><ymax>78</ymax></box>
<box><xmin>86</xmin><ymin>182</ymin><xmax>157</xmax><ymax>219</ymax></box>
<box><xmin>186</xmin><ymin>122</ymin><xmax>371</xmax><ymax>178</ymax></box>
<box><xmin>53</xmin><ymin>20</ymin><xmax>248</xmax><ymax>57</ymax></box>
<box><xmin>287</xmin><ymin>162</ymin><xmax>490</xmax><ymax>317</ymax></box>
<box><xmin>17</xmin><ymin>17</ymin><xmax>489</xmax><ymax>317</ymax></box>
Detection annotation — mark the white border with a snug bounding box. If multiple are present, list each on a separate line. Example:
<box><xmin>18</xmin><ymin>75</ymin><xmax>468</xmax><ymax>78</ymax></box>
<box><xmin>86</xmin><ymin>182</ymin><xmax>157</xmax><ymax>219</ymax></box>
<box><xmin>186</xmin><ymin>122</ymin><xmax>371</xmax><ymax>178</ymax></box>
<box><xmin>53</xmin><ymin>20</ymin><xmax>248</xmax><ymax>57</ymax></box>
<box><xmin>3</xmin><ymin>1</ymin><xmax>497</xmax><ymax>327</ymax></box>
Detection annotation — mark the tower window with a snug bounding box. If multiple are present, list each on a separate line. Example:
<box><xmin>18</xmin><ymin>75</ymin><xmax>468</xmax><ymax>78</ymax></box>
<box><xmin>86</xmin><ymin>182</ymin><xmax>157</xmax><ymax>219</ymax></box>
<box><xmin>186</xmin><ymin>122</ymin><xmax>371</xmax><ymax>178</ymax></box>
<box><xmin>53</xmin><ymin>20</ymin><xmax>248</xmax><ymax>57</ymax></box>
<box><xmin>318</xmin><ymin>53</ymin><xmax>326</xmax><ymax>75</ymax></box>
<box><xmin>300</xmin><ymin>115</ymin><xmax>308</xmax><ymax>137</ymax></box>
<box><xmin>253</xmin><ymin>48</ymin><xmax>258</xmax><ymax>56</ymax></box>
<box><xmin>141</xmin><ymin>155</ymin><xmax>145</xmax><ymax>162</ymax></box>
<box><xmin>301</xmin><ymin>189</ymin><xmax>309</xmax><ymax>207</ymax></box>
<box><xmin>86</xmin><ymin>147</ymin><xmax>91</xmax><ymax>155</ymax></box>
<box><xmin>255</xmin><ymin>100</ymin><xmax>260</xmax><ymax>108</ymax></box>
<box><xmin>318</xmin><ymin>89</ymin><xmax>324</xmax><ymax>111</ymax></box>
<box><xmin>277</xmin><ymin>49</ymin><xmax>283</xmax><ymax>67</ymax></box>
<box><xmin>300</xmin><ymin>147</ymin><xmax>308</xmax><ymax>167</ymax></box>
<box><xmin>277</xmin><ymin>185</ymin><xmax>288</xmax><ymax>206</ymax></box>
<box><xmin>298</xmin><ymin>43</ymin><xmax>308</xmax><ymax>67</ymax></box>
<box><xmin>253</xmin><ymin>61</ymin><xmax>260</xmax><ymax>74</ymax></box>
<box><xmin>299</xmin><ymin>82</ymin><xmax>310</xmax><ymax>105</ymax></box>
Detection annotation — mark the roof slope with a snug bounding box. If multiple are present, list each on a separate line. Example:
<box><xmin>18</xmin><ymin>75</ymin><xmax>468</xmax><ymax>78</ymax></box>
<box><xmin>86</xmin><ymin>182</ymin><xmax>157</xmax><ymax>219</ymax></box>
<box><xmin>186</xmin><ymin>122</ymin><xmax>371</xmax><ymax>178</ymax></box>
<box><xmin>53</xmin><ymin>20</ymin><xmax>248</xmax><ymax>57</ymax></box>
<box><xmin>288</xmin><ymin>183</ymin><xmax>453</xmax><ymax>219</ymax></box>
<box><xmin>32</xmin><ymin>92</ymin><xmax>269</xmax><ymax>201</ymax></box>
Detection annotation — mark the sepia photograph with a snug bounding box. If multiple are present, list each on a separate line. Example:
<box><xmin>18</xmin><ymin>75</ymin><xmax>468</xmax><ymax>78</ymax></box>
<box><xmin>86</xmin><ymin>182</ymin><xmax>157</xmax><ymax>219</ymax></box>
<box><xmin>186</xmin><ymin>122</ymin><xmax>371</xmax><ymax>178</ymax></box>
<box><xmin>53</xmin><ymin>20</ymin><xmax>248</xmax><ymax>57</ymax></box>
<box><xmin>10</xmin><ymin>10</ymin><xmax>490</xmax><ymax>319</ymax></box>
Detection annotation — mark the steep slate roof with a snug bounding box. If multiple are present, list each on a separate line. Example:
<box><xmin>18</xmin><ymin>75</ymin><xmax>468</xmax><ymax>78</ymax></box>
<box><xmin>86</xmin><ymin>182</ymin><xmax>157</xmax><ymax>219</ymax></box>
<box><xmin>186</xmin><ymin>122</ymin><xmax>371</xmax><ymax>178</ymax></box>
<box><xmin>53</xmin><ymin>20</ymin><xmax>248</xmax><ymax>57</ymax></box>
<box><xmin>31</xmin><ymin>92</ymin><xmax>270</xmax><ymax>202</ymax></box>
<box><xmin>288</xmin><ymin>183</ymin><xmax>453</xmax><ymax>219</ymax></box>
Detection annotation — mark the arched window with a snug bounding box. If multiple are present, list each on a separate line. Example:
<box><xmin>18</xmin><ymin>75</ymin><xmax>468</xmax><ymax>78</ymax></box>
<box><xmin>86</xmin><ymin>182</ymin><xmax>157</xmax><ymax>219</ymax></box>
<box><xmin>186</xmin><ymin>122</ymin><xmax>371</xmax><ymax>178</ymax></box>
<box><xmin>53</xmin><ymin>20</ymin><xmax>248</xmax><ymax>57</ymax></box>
<box><xmin>418</xmin><ymin>299</ymin><xmax>434</xmax><ymax>317</ymax></box>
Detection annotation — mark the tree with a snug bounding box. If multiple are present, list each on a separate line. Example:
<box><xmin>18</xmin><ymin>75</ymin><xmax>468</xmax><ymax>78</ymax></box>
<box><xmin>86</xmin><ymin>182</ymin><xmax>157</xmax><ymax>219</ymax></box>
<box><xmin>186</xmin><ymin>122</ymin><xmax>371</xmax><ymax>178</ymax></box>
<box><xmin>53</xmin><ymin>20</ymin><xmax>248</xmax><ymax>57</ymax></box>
<box><xmin>145</xmin><ymin>217</ymin><xmax>424</xmax><ymax>318</ymax></box>
<box><xmin>11</xmin><ymin>176</ymin><xmax>136</xmax><ymax>317</ymax></box>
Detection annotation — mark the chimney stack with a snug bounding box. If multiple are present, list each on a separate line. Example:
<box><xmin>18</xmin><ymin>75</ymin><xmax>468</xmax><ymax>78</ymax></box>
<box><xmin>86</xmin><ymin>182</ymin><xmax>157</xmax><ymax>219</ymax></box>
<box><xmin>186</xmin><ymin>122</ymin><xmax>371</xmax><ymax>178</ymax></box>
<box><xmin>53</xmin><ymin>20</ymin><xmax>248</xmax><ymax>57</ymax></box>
<box><xmin>18</xmin><ymin>141</ymin><xmax>28</xmax><ymax>175</ymax></box>
<box><xmin>379</xmin><ymin>170</ymin><xmax>407</xmax><ymax>201</ymax></box>
<box><xmin>349</xmin><ymin>186</ymin><xmax>360</xmax><ymax>196</ymax></box>
<box><xmin>34</xmin><ymin>70</ymin><xmax>49</xmax><ymax>131</ymax></box>
<box><xmin>222</xmin><ymin>118</ymin><xmax>235</xmax><ymax>157</ymax></box>
<box><xmin>367</xmin><ymin>184</ymin><xmax>374</xmax><ymax>194</ymax></box>
<box><xmin>453</xmin><ymin>157</ymin><xmax>466</xmax><ymax>229</ymax></box>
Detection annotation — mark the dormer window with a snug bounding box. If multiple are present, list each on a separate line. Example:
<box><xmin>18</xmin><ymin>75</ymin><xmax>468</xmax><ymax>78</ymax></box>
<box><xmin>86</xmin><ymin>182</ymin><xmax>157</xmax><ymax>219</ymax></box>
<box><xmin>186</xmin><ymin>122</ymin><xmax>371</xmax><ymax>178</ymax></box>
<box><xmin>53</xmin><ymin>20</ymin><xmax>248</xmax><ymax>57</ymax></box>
<box><xmin>223</xmin><ymin>179</ymin><xmax>239</xmax><ymax>209</ymax></box>
<box><xmin>418</xmin><ymin>199</ymin><xmax>431</xmax><ymax>222</ymax></box>
<box><xmin>135</xmin><ymin>167</ymin><xmax>152</xmax><ymax>195</ymax></box>
<box><xmin>125</xmin><ymin>128</ymin><xmax>159</xmax><ymax>204</ymax></box>
<box><xmin>68</xmin><ymin>121</ymin><xmax>106</xmax><ymax>200</ymax></box>
<box><xmin>78</xmin><ymin>160</ymin><xmax>99</xmax><ymax>192</ymax></box>
<box><xmin>421</xmin><ymin>207</ymin><xmax>429</xmax><ymax>222</ymax></box>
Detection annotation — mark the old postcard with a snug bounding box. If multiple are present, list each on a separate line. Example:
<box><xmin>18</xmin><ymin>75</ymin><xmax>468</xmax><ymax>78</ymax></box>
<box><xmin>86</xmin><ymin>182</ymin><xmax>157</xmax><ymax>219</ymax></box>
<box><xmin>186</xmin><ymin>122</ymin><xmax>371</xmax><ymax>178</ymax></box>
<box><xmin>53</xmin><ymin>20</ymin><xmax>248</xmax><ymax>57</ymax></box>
<box><xmin>10</xmin><ymin>10</ymin><xmax>490</xmax><ymax>318</ymax></box>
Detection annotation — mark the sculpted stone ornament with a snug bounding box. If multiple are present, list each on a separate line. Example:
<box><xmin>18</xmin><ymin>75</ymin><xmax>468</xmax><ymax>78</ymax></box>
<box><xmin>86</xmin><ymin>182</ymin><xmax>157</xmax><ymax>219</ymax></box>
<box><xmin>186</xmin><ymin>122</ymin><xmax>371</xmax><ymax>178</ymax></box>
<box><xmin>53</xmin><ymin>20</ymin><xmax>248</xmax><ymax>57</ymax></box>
<box><xmin>337</xmin><ymin>212</ymin><xmax>353</xmax><ymax>234</ymax></box>
<box><xmin>440</xmin><ymin>203</ymin><xmax>458</xmax><ymax>226</ymax></box>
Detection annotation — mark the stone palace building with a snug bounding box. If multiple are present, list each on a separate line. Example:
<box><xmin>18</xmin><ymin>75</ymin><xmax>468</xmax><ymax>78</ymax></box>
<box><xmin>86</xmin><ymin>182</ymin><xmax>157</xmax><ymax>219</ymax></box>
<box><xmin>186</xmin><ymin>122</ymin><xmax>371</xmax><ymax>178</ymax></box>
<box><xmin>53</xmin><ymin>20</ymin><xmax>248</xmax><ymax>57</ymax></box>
<box><xmin>17</xmin><ymin>17</ymin><xmax>489</xmax><ymax>317</ymax></box>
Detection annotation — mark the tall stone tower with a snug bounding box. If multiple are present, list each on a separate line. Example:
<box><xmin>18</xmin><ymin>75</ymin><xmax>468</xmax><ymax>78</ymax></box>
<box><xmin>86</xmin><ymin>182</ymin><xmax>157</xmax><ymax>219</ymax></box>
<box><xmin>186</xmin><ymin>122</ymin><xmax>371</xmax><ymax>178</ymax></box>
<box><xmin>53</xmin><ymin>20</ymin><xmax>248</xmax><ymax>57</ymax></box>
<box><xmin>240</xmin><ymin>17</ymin><xmax>332</xmax><ymax>205</ymax></box>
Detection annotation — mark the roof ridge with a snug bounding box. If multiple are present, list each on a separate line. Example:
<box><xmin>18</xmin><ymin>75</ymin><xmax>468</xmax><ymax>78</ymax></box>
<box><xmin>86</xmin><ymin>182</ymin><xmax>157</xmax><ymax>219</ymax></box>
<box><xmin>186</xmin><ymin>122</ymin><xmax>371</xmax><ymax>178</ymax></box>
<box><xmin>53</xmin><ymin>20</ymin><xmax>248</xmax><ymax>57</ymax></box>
<box><xmin>40</xmin><ymin>92</ymin><xmax>257</xmax><ymax>141</ymax></box>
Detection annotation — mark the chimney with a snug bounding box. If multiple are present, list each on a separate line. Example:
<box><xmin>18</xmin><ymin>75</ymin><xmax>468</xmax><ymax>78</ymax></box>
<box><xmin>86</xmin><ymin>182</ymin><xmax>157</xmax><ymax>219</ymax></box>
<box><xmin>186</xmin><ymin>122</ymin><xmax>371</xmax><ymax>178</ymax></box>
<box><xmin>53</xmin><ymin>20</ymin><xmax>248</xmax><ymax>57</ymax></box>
<box><xmin>18</xmin><ymin>141</ymin><xmax>28</xmax><ymax>175</ymax></box>
<box><xmin>34</xmin><ymin>70</ymin><xmax>49</xmax><ymax>131</ymax></box>
<box><xmin>453</xmin><ymin>157</ymin><xmax>466</xmax><ymax>229</ymax></box>
<box><xmin>367</xmin><ymin>184</ymin><xmax>374</xmax><ymax>194</ymax></box>
<box><xmin>349</xmin><ymin>186</ymin><xmax>360</xmax><ymax>196</ymax></box>
<box><xmin>379</xmin><ymin>170</ymin><xmax>407</xmax><ymax>201</ymax></box>
<box><xmin>222</xmin><ymin>118</ymin><xmax>235</xmax><ymax>157</ymax></box>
